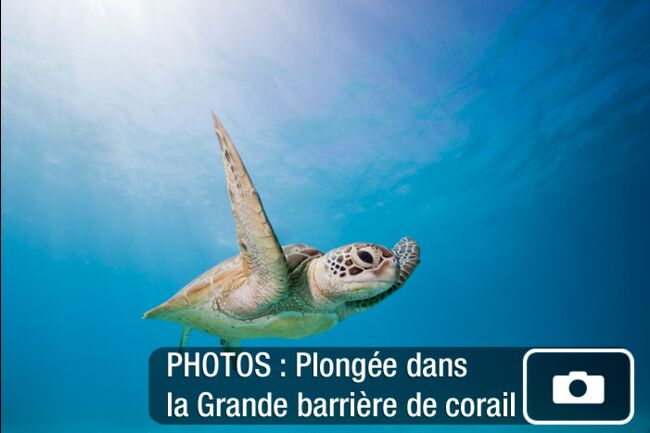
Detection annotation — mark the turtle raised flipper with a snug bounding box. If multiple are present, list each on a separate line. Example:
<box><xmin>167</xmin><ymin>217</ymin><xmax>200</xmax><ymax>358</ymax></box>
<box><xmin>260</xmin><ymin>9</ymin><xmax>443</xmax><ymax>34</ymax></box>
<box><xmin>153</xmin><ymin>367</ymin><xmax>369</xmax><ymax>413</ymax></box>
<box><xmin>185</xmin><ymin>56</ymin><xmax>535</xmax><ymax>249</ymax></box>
<box><xmin>211</xmin><ymin>112</ymin><xmax>289</xmax><ymax>313</ymax></box>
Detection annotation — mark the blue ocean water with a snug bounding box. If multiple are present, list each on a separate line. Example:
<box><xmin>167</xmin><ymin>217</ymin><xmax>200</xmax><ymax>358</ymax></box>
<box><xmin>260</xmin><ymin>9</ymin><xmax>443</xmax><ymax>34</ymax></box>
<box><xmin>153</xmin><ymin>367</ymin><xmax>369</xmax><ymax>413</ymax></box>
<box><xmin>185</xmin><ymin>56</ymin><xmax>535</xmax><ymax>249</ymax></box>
<box><xmin>2</xmin><ymin>0</ymin><xmax>649</xmax><ymax>432</ymax></box>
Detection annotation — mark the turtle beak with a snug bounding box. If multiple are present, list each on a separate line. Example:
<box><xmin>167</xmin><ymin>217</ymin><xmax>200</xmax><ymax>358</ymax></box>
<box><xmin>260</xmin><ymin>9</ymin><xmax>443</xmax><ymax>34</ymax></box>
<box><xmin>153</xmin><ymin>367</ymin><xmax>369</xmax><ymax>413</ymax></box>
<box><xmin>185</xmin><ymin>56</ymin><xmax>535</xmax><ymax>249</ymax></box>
<box><xmin>371</xmin><ymin>256</ymin><xmax>399</xmax><ymax>284</ymax></box>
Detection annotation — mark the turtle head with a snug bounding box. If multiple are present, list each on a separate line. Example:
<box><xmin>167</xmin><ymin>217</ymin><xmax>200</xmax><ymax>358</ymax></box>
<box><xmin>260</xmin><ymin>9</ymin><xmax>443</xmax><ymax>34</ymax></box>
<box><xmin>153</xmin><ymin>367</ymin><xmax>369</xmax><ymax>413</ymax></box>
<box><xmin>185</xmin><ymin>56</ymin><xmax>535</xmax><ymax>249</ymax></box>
<box><xmin>310</xmin><ymin>242</ymin><xmax>399</xmax><ymax>303</ymax></box>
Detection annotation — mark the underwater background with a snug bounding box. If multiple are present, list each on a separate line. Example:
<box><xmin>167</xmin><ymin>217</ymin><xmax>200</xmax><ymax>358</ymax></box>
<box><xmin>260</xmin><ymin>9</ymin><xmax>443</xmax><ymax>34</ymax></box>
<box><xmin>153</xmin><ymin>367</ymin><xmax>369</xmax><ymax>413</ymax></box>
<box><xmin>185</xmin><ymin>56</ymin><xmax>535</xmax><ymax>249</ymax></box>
<box><xmin>2</xmin><ymin>0</ymin><xmax>649</xmax><ymax>432</ymax></box>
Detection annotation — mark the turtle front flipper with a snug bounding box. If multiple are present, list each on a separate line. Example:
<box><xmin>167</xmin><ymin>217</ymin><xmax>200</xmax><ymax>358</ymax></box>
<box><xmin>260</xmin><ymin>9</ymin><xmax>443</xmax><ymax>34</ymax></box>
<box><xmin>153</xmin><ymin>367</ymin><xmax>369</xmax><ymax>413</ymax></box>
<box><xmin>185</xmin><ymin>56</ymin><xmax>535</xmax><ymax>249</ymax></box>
<box><xmin>391</xmin><ymin>237</ymin><xmax>420</xmax><ymax>289</ymax></box>
<box><xmin>211</xmin><ymin>112</ymin><xmax>289</xmax><ymax>313</ymax></box>
<box><xmin>344</xmin><ymin>237</ymin><xmax>420</xmax><ymax>315</ymax></box>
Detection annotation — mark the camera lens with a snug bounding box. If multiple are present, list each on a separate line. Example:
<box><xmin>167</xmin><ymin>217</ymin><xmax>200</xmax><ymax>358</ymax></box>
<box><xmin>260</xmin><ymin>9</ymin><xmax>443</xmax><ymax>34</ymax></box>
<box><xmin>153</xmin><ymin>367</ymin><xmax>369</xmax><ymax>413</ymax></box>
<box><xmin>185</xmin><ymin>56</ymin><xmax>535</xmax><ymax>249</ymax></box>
<box><xmin>569</xmin><ymin>379</ymin><xmax>588</xmax><ymax>397</ymax></box>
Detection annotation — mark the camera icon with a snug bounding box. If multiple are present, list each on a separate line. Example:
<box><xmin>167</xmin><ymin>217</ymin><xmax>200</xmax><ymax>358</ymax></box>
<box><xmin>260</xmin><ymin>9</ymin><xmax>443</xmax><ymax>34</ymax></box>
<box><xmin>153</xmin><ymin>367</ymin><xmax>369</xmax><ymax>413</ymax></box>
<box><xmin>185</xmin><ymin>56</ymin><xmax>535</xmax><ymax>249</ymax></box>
<box><xmin>524</xmin><ymin>348</ymin><xmax>634</xmax><ymax>425</ymax></box>
<box><xmin>552</xmin><ymin>371</ymin><xmax>604</xmax><ymax>404</ymax></box>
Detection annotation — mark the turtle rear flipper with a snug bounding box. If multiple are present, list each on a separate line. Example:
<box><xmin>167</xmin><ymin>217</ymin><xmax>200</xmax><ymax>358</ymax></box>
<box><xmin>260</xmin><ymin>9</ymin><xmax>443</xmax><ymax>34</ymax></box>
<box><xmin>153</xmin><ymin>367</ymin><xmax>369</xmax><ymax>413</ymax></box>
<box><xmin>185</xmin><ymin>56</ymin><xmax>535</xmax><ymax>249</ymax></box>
<box><xmin>178</xmin><ymin>326</ymin><xmax>191</xmax><ymax>353</ymax></box>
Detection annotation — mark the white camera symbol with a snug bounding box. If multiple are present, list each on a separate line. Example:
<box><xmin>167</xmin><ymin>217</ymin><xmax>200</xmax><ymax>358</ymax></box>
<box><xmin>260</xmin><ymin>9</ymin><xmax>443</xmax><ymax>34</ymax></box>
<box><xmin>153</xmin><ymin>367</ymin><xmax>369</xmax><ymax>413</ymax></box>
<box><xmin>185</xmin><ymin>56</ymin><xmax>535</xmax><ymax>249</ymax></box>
<box><xmin>552</xmin><ymin>371</ymin><xmax>605</xmax><ymax>404</ymax></box>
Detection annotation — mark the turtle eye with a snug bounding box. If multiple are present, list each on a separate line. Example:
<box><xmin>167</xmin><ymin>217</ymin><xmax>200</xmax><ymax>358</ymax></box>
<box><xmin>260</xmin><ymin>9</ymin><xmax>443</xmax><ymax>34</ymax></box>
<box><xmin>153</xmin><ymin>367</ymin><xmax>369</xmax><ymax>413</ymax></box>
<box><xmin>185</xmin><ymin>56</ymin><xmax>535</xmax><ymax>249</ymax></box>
<box><xmin>357</xmin><ymin>250</ymin><xmax>374</xmax><ymax>264</ymax></box>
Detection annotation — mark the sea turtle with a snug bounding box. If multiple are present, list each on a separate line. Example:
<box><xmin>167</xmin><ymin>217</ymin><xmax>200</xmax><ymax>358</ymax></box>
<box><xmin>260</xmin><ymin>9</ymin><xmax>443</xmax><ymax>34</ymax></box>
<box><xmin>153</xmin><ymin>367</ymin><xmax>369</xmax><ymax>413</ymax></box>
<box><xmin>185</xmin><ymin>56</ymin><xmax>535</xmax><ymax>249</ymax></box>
<box><xmin>144</xmin><ymin>113</ymin><xmax>420</xmax><ymax>349</ymax></box>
